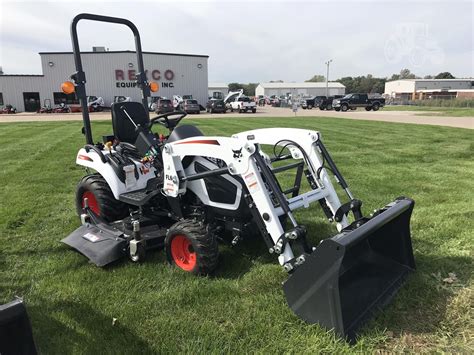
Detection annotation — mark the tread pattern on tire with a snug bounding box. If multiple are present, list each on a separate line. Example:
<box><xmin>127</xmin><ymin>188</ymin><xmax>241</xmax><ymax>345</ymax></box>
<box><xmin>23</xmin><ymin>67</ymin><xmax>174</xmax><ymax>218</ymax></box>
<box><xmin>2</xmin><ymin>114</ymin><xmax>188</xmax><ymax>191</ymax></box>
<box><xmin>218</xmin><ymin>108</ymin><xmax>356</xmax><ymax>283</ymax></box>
<box><xmin>165</xmin><ymin>219</ymin><xmax>219</xmax><ymax>275</ymax></box>
<box><xmin>75</xmin><ymin>174</ymin><xmax>129</xmax><ymax>222</ymax></box>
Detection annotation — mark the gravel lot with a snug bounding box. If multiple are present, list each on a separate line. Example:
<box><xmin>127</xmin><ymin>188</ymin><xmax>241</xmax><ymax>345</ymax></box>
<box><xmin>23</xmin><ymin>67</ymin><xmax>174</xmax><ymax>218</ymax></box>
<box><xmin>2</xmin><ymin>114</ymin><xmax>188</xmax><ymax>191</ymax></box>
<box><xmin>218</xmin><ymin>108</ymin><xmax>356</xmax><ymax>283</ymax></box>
<box><xmin>1</xmin><ymin>106</ymin><xmax>472</xmax><ymax>129</ymax></box>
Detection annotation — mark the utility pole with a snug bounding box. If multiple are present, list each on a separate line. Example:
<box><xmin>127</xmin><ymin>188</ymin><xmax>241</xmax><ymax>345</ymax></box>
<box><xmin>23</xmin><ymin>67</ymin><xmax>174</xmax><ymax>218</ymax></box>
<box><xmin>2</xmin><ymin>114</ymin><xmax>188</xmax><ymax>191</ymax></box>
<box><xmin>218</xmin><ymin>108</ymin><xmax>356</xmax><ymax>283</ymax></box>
<box><xmin>325</xmin><ymin>59</ymin><xmax>333</xmax><ymax>97</ymax></box>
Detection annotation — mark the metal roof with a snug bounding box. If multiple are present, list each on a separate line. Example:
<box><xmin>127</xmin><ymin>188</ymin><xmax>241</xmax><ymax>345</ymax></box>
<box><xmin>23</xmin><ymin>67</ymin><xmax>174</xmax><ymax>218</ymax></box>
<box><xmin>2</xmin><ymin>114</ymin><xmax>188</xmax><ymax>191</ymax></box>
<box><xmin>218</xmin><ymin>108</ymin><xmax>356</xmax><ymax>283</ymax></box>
<box><xmin>258</xmin><ymin>82</ymin><xmax>345</xmax><ymax>88</ymax></box>
<box><xmin>387</xmin><ymin>78</ymin><xmax>473</xmax><ymax>83</ymax></box>
<box><xmin>39</xmin><ymin>50</ymin><xmax>209</xmax><ymax>58</ymax></box>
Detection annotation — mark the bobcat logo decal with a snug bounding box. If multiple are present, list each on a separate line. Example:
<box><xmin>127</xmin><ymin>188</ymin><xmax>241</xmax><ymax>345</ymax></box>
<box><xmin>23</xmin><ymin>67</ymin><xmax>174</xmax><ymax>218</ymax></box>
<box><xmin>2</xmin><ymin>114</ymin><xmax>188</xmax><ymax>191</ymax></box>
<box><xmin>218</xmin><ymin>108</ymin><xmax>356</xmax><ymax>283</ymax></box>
<box><xmin>232</xmin><ymin>148</ymin><xmax>243</xmax><ymax>159</ymax></box>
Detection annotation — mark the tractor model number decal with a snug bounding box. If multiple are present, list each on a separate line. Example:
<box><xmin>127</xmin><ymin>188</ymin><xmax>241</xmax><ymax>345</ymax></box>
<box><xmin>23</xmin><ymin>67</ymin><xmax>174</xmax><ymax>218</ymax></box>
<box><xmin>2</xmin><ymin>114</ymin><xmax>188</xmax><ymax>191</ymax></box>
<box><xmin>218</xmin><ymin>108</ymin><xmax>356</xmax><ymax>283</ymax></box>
<box><xmin>245</xmin><ymin>172</ymin><xmax>260</xmax><ymax>193</ymax></box>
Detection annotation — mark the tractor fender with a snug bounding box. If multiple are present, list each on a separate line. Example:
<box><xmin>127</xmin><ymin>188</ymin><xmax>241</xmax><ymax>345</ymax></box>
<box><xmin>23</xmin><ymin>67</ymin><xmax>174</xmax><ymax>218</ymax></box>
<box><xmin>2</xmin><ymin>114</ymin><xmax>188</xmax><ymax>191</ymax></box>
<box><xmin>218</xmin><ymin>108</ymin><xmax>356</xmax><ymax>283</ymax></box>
<box><xmin>75</xmin><ymin>148</ymin><xmax>155</xmax><ymax>199</ymax></box>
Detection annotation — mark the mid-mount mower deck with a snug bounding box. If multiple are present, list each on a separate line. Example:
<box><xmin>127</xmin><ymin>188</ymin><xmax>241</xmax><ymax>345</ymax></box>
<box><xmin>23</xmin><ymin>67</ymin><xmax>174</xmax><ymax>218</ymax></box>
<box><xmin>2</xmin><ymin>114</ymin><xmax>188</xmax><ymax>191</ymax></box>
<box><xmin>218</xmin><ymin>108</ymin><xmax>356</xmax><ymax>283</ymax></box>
<box><xmin>61</xmin><ymin>13</ymin><xmax>416</xmax><ymax>340</ymax></box>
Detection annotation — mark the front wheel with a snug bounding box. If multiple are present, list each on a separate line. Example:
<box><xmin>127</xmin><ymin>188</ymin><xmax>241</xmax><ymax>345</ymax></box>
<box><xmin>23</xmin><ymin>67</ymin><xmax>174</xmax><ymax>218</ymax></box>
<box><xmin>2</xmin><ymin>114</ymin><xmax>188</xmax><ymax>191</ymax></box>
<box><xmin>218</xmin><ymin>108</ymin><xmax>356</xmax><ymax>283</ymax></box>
<box><xmin>334</xmin><ymin>107</ymin><xmax>341</xmax><ymax>112</ymax></box>
<box><xmin>252</xmin><ymin>108</ymin><xmax>256</xmax><ymax>113</ymax></box>
<box><xmin>319</xmin><ymin>106</ymin><xmax>325</xmax><ymax>110</ymax></box>
<box><xmin>165</xmin><ymin>219</ymin><xmax>218</xmax><ymax>275</ymax></box>
<box><xmin>365</xmin><ymin>107</ymin><xmax>372</xmax><ymax>111</ymax></box>
<box><xmin>341</xmin><ymin>104</ymin><xmax>348</xmax><ymax>112</ymax></box>
<box><xmin>326</xmin><ymin>103</ymin><xmax>332</xmax><ymax>110</ymax></box>
<box><xmin>308</xmin><ymin>105</ymin><xmax>313</xmax><ymax>109</ymax></box>
<box><xmin>372</xmin><ymin>103</ymin><xmax>380</xmax><ymax>111</ymax></box>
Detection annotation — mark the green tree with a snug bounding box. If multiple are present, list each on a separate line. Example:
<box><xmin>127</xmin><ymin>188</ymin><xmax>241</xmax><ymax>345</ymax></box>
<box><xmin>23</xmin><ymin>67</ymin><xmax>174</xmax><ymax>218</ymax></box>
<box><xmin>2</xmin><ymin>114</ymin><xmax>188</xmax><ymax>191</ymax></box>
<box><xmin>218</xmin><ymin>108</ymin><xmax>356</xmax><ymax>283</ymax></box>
<box><xmin>424</xmin><ymin>75</ymin><xmax>434</xmax><ymax>79</ymax></box>
<box><xmin>305</xmin><ymin>74</ymin><xmax>326</xmax><ymax>82</ymax></box>
<box><xmin>399</xmin><ymin>68</ymin><xmax>416</xmax><ymax>79</ymax></box>
<box><xmin>228</xmin><ymin>83</ymin><xmax>244</xmax><ymax>92</ymax></box>
<box><xmin>435</xmin><ymin>72</ymin><xmax>455</xmax><ymax>79</ymax></box>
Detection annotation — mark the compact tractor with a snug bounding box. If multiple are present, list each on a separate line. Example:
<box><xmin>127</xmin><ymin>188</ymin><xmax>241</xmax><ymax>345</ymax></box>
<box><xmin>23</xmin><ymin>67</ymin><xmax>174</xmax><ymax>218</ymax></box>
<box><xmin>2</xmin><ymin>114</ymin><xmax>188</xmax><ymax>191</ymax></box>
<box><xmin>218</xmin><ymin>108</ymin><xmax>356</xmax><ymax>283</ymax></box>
<box><xmin>62</xmin><ymin>14</ymin><xmax>416</xmax><ymax>340</ymax></box>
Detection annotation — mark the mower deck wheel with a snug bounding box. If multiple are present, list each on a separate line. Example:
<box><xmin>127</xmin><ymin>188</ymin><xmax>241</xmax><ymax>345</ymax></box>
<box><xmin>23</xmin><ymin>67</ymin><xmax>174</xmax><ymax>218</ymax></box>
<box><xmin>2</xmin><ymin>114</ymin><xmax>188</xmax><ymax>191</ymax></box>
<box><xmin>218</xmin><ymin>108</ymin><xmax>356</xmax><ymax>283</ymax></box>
<box><xmin>165</xmin><ymin>219</ymin><xmax>218</xmax><ymax>275</ymax></box>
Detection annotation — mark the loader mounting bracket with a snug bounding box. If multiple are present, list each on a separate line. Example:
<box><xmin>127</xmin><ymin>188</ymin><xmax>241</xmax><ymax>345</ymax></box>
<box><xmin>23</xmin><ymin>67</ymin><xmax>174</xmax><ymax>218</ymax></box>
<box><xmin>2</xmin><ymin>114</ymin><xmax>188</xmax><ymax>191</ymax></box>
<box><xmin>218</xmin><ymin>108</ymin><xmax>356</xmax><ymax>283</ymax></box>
<box><xmin>334</xmin><ymin>199</ymin><xmax>363</xmax><ymax>222</ymax></box>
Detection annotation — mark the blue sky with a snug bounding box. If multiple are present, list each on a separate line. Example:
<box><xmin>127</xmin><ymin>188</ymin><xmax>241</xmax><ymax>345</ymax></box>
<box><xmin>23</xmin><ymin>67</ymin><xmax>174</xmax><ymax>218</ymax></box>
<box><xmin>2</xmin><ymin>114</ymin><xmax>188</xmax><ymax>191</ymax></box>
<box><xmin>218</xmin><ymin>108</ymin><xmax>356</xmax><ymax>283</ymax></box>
<box><xmin>0</xmin><ymin>0</ymin><xmax>472</xmax><ymax>82</ymax></box>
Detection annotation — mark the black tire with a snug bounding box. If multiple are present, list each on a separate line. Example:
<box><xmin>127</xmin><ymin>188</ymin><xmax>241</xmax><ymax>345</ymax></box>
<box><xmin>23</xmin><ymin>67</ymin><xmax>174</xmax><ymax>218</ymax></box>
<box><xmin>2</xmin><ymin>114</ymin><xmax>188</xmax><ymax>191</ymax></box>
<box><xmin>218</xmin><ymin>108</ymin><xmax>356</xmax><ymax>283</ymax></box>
<box><xmin>326</xmin><ymin>103</ymin><xmax>332</xmax><ymax>110</ymax></box>
<box><xmin>319</xmin><ymin>106</ymin><xmax>325</xmax><ymax>110</ymax></box>
<box><xmin>165</xmin><ymin>219</ymin><xmax>218</xmax><ymax>275</ymax></box>
<box><xmin>75</xmin><ymin>174</ymin><xmax>128</xmax><ymax>222</ymax></box>
<box><xmin>341</xmin><ymin>104</ymin><xmax>348</xmax><ymax>112</ymax></box>
<box><xmin>334</xmin><ymin>107</ymin><xmax>341</xmax><ymax>112</ymax></box>
<box><xmin>372</xmin><ymin>103</ymin><xmax>380</xmax><ymax>111</ymax></box>
<box><xmin>252</xmin><ymin>108</ymin><xmax>256</xmax><ymax>113</ymax></box>
<box><xmin>365</xmin><ymin>107</ymin><xmax>372</xmax><ymax>111</ymax></box>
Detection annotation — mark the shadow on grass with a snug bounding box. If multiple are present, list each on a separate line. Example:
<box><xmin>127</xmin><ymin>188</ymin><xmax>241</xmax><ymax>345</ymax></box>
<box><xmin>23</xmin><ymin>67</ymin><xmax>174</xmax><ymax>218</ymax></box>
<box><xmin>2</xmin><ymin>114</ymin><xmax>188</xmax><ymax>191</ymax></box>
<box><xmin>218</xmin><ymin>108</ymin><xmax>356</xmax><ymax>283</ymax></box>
<box><xmin>29</xmin><ymin>298</ymin><xmax>154</xmax><ymax>353</ymax></box>
<box><xmin>373</xmin><ymin>252</ymin><xmax>472</xmax><ymax>334</ymax></box>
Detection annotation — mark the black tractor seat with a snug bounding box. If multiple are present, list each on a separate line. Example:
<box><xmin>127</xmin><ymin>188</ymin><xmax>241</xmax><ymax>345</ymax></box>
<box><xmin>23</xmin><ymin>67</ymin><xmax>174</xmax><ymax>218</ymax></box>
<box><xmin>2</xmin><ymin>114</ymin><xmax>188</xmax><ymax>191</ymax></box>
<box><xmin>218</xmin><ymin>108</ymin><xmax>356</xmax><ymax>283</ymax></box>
<box><xmin>111</xmin><ymin>102</ymin><xmax>150</xmax><ymax>144</ymax></box>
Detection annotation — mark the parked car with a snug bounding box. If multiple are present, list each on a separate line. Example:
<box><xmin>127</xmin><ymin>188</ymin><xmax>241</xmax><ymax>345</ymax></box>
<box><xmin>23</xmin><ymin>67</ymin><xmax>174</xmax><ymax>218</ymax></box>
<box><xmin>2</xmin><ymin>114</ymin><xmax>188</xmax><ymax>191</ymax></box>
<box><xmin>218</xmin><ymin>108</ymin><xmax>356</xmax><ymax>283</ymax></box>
<box><xmin>183</xmin><ymin>99</ymin><xmax>200</xmax><ymax>114</ymax></box>
<box><xmin>206</xmin><ymin>99</ymin><xmax>226</xmax><ymax>113</ymax></box>
<box><xmin>230</xmin><ymin>96</ymin><xmax>257</xmax><ymax>113</ymax></box>
<box><xmin>333</xmin><ymin>93</ymin><xmax>385</xmax><ymax>112</ymax></box>
<box><xmin>301</xmin><ymin>96</ymin><xmax>326</xmax><ymax>110</ymax></box>
<box><xmin>318</xmin><ymin>95</ymin><xmax>343</xmax><ymax>110</ymax></box>
<box><xmin>155</xmin><ymin>98</ymin><xmax>174</xmax><ymax>114</ymax></box>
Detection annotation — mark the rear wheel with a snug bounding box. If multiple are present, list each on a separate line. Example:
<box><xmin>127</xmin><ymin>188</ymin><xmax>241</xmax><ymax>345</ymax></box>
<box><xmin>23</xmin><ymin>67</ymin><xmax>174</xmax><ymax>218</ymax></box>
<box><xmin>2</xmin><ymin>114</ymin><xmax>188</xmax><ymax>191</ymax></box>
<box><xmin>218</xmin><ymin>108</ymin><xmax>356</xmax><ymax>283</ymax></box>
<box><xmin>75</xmin><ymin>174</ymin><xmax>128</xmax><ymax>222</ymax></box>
<box><xmin>365</xmin><ymin>107</ymin><xmax>372</xmax><ymax>111</ymax></box>
<box><xmin>334</xmin><ymin>107</ymin><xmax>341</xmax><ymax>112</ymax></box>
<box><xmin>319</xmin><ymin>106</ymin><xmax>325</xmax><ymax>110</ymax></box>
<box><xmin>252</xmin><ymin>108</ymin><xmax>256</xmax><ymax>113</ymax></box>
<box><xmin>165</xmin><ymin>219</ymin><xmax>218</xmax><ymax>275</ymax></box>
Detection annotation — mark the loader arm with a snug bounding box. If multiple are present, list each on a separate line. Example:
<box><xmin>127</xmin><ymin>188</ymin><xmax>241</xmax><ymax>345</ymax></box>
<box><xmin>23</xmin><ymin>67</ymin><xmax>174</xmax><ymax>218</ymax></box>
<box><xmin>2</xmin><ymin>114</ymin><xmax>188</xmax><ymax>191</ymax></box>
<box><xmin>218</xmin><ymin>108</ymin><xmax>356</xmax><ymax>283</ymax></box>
<box><xmin>162</xmin><ymin>129</ymin><xmax>350</xmax><ymax>268</ymax></box>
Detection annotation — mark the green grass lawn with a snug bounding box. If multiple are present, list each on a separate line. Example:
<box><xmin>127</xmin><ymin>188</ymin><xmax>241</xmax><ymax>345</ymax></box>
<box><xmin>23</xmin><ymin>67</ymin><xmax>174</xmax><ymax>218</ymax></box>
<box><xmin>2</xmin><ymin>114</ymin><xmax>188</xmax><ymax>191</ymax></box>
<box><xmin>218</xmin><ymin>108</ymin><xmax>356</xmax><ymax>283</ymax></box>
<box><xmin>0</xmin><ymin>116</ymin><xmax>472</xmax><ymax>353</ymax></box>
<box><xmin>384</xmin><ymin>105</ymin><xmax>474</xmax><ymax>117</ymax></box>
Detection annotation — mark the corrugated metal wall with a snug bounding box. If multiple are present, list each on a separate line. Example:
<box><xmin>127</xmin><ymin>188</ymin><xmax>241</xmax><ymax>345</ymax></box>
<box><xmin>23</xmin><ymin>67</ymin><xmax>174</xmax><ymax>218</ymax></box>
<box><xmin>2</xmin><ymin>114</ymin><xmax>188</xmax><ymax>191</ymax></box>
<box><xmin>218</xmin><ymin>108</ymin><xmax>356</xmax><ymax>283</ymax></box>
<box><xmin>0</xmin><ymin>51</ymin><xmax>208</xmax><ymax>111</ymax></box>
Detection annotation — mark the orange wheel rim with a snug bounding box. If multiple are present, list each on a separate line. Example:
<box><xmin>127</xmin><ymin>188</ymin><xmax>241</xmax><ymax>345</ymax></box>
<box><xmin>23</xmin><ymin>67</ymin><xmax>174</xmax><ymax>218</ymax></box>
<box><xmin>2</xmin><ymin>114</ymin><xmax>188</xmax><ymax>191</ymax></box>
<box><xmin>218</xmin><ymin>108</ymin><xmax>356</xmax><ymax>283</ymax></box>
<box><xmin>170</xmin><ymin>235</ymin><xmax>196</xmax><ymax>271</ymax></box>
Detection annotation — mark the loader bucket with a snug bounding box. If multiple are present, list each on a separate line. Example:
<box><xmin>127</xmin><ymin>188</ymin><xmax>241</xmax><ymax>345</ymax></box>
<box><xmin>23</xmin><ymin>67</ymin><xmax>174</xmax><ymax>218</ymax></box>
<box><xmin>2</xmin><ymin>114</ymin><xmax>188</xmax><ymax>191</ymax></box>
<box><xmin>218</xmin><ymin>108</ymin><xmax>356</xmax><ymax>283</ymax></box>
<box><xmin>283</xmin><ymin>197</ymin><xmax>415</xmax><ymax>340</ymax></box>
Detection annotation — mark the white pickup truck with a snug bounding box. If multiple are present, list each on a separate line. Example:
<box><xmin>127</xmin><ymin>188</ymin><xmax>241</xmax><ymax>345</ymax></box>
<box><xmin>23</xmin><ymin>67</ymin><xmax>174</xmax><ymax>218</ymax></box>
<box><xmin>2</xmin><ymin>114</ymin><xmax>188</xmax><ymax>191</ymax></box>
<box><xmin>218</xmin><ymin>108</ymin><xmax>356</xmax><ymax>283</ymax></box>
<box><xmin>225</xmin><ymin>90</ymin><xmax>257</xmax><ymax>113</ymax></box>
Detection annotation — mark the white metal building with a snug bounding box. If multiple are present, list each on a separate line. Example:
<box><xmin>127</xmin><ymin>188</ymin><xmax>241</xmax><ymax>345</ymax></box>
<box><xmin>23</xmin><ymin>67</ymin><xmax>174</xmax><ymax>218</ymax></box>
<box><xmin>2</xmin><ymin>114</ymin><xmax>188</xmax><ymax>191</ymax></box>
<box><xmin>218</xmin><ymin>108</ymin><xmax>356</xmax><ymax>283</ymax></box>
<box><xmin>0</xmin><ymin>50</ymin><xmax>209</xmax><ymax>112</ymax></box>
<box><xmin>208</xmin><ymin>83</ymin><xmax>228</xmax><ymax>99</ymax></box>
<box><xmin>384</xmin><ymin>79</ymin><xmax>474</xmax><ymax>100</ymax></box>
<box><xmin>255</xmin><ymin>82</ymin><xmax>346</xmax><ymax>97</ymax></box>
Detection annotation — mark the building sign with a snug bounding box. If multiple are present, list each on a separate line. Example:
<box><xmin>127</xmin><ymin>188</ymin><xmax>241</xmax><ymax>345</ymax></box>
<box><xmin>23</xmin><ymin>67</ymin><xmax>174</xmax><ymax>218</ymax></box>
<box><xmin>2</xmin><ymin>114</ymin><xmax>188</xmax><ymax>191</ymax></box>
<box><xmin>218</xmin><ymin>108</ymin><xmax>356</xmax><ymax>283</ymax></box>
<box><xmin>115</xmin><ymin>69</ymin><xmax>175</xmax><ymax>88</ymax></box>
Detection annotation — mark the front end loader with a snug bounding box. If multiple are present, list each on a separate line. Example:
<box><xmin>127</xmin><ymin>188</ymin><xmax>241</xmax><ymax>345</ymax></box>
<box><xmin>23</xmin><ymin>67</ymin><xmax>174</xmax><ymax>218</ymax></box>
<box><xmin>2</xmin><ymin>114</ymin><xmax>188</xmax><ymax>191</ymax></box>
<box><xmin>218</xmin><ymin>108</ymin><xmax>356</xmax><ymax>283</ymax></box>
<box><xmin>61</xmin><ymin>13</ymin><xmax>415</xmax><ymax>341</ymax></box>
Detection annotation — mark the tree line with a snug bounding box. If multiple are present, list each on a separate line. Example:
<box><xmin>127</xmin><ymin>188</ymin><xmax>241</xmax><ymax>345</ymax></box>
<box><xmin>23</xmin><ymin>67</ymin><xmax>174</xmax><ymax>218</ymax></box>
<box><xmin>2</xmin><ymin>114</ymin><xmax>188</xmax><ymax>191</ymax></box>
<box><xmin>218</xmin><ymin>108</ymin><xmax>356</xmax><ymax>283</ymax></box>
<box><xmin>227</xmin><ymin>70</ymin><xmax>456</xmax><ymax>96</ymax></box>
<box><xmin>306</xmin><ymin>69</ymin><xmax>456</xmax><ymax>94</ymax></box>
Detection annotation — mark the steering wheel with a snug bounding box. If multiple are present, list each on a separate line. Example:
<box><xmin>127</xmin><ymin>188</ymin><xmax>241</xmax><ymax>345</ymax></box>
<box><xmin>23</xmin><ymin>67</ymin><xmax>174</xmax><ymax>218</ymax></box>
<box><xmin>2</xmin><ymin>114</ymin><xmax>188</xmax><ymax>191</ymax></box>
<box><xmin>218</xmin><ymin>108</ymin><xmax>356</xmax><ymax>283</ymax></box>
<box><xmin>149</xmin><ymin>111</ymin><xmax>187</xmax><ymax>130</ymax></box>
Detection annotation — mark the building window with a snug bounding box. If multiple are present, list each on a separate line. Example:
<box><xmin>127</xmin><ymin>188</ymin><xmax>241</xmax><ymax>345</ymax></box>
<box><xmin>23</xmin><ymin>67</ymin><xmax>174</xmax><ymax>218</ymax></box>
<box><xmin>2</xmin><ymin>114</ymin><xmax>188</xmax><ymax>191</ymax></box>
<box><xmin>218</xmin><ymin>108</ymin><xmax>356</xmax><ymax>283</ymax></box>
<box><xmin>53</xmin><ymin>92</ymin><xmax>78</xmax><ymax>105</ymax></box>
<box><xmin>0</xmin><ymin>93</ymin><xmax>3</xmax><ymax>106</ymax></box>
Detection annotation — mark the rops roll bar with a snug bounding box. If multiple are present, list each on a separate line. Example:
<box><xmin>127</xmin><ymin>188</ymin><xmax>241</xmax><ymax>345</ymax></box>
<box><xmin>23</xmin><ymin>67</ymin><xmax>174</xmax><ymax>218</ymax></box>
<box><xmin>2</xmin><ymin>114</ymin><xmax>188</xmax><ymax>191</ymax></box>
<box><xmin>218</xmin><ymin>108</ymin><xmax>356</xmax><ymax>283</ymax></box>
<box><xmin>70</xmin><ymin>13</ymin><xmax>151</xmax><ymax>144</ymax></box>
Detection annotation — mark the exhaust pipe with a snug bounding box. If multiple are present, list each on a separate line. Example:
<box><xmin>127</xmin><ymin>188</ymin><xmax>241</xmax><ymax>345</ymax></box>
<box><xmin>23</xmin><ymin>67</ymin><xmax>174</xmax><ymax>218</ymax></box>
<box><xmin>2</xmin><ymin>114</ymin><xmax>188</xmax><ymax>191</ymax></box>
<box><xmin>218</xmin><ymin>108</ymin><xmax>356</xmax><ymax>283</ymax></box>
<box><xmin>283</xmin><ymin>197</ymin><xmax>415</xmax><ymax>340</ymax></box>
